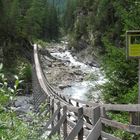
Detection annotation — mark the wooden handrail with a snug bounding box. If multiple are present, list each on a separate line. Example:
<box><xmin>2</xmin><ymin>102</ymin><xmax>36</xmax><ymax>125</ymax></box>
<box><xmin>33</xmin><ymin>44</ymin><xmax>140</xmax><ymax>140</ymax></box>
<box><xmin>101</xmin><ymin>118</ymin><xmax>140</xmax><ymax>134</ymax></box>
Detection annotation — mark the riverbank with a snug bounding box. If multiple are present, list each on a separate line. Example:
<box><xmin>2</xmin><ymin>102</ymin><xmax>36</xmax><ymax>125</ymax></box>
<box><xmin>40</xmin><ymin>41</ymin><xmax>105</xmax><ymax>103</ymax></box>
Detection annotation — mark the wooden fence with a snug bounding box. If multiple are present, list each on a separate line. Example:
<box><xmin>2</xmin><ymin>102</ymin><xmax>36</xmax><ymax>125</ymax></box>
<box><xmin>33</xmin><ymin>44</ymin><xmax>140</xmax><ymax>140</ymax></box>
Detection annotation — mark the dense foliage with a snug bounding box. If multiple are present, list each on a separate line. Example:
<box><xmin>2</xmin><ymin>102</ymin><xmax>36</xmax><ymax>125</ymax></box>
<box><xmin>0</xmin><ymin>0</ymin><xmax>60</xmax><ymax>41</ymax></box>
<box><xmin>63</xmin><ymin>0</ymin><xmax>140</xmax><ymax>104</ymax></box>
<box><xmin>63</xmin><ymin>1</ymin><xmax>140</xmax><ymax>138</ymax></box>
<box><xmin>0</xmin><ymin>64</ymin><xmax>60</xmax><ymax>140</ymax></box>
<box><xmin>0</xmin><ymin>2</ymin><xmax>62</xmax><ymax>137</ymax></box>
<box><xmin>0</xmin><ymin>0</ymin><xmax>60</xmax><ymax>80</ymax></box>
<box><xmin>0</xmin><ymin>65</ymin><xmax>36</xmax><ymax>139</ymax></box>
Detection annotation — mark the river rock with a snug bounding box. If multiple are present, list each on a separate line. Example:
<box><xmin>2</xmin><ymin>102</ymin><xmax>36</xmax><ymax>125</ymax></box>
<box><xmin>47</xmin><ymin>64</ymin><xmax>52</xmax><ymax>67</ymax></box>
<box><xmin>15</xmin><ymin>104</ymin><xmax>32</xmax><ymax>113</ymax></box>
<box><xmin>58</xmin><ymin>47</ymin><xmax>65</xmax><ymax>52</ymax></box>
<box><xmin>14</xmin><ymin>96</ymin><xmax>33</xmax><ymax>114</ymax></box>
<box><xmin>58</xmin><ymin>84</ymin><xmax>71</xmax><ymax>90</ymax></box>
<box><xmin>74</xmin><ymin>70</ymin><xmax>83</xmax><ymax>75</ymax></box>
<box><xmin>39</xmin><ymin>48</ymin><xmax>56</xmax><ymax>60</ymax></box>
<box><xmin>86</xmin><ymin>61</ymin><xmax>99</xmax><ymax>68</ymax></box>
<box><xmin>63</xmin><ymin>60</ymin><xmax>70</xmax><ymax>63</ymax></box>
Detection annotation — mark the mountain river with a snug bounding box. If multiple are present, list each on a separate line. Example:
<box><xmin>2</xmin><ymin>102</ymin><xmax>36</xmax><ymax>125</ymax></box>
<box><xmin>45</xmin><ymin>41</ymin><xmax>106</xmax><ymax>103</ymax></box>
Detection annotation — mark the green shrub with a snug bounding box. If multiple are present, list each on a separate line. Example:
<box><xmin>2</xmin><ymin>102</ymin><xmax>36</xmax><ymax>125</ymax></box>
<box><xmin>101</xmin><ymin>37</ymin><xmax>138</xmax><ymax>104</ymax></box>
<box><xmin>0</xmin><ymin>65</ymin><xmax>39</xmax><ymax>139</ymax></box>
<box><xmin>0</xmin><ymin>64</ymin><xmax>59</xmax><ymax>140</ymax></box>
<box><xmin>36</xmin><ymin>40</ymin><xmax>49</xmax><ymax>48</ymax></box>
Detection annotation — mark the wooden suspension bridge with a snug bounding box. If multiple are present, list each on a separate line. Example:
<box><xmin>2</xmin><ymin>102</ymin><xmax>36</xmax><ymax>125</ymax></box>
<box><xmin>32</xmin><ymin>44</ymin><xmax>140</xmax><ymax>140</ymax></box>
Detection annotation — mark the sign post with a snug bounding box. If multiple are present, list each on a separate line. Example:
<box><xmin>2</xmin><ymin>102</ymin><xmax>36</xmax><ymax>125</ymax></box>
<box><xmin>126</xmin><ymin>31</ymin><xmax>140</xmax><ymax>139</ymax></box>
<box><xmin>126</xmin><ymin>30</ymin><xmax>140</xmax><ymax>103</ymax></box>
<box><xmin>139</xmin><ymin>59</ymin><xmax>140</xmax><ymax>104</ymax></box>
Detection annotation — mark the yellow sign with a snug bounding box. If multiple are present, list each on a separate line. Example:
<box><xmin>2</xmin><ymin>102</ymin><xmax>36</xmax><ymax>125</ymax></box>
<box><xmin>126</xmin><ymin>31</ymin><xmax>140</xmax><ymax>58</ymax></box>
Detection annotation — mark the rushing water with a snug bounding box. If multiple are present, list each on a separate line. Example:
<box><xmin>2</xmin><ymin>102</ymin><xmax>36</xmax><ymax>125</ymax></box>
<box><xmin>50</xmin><ymin>42</ymin><xmax>106</xmax><ymax>102</ymax></box>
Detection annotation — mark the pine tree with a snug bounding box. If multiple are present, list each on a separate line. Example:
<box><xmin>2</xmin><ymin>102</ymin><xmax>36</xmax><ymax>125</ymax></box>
<box><xmin>63</xmin><ymin>0</ymin><xmax>76</xmax><ymax>32</ymax></box>
<box><xmin>10</xmin><ymin>0</ymin><xmax>21</xmax><ymax>35</ymax></box>
<box><xmin>23</xmin><ymin>0</ymin><xmax>47</xmax><ymax>40</ymax></box>
<box><xmin>0</xmin><ymin>0</ymin><xmax>4</xmax><ymax>41</ymax></box>
<box><xmin>49</xmin><ymin>5</ymin><xmax>59</xmax><ymax>40</ymax></box>
<box><xmin>42</xmin><ymin>4</ymin><xmax>59</xmax><ymax>40</ymax></box>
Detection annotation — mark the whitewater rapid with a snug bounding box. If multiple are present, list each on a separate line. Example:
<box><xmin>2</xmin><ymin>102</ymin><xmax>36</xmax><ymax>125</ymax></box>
<box><xmin>50</xmin><ymin>42</ymin><xmax>106</xmax><ymax>102</ymax></box>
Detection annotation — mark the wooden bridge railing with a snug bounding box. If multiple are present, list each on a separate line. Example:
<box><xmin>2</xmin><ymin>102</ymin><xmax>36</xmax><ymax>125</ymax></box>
<box><xmin>33</xmin><ymin>44</ymin><xmax>140</xmax><ymax>140</ymax></box>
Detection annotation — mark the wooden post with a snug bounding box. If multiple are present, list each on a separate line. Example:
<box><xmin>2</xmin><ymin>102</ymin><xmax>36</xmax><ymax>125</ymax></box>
<box><xmin>138</xmin><ymin>59</ymin><xmax>140</xmax><ymax>104</ymax></box>
<box><xmin>138</xmin><ymin>59</ymin><xmax>140</xmax><ymax>125</ymax></box>
<box><xmin>134</xmin><ymin>59</ymin><xmax>140</xmax><ymax>125</ymax></box>
<box><xmin>69</xmin><ymin>99</ymin><xmax>73</xmax><ymax>105</ymax></box>
<box><xmin>100</xmin><ymin>107</ymin><xmax>106</xmax><ymax>118</ymax></box>
<box><xmin>78</xmin><ymin>107</ymin><xmax>84</xmax><ymax>140</ymax></box>
<box><xmin>51</xmin><ymin>98</ymin><xmax>54</xmax><ymax>128</ymax></box>
<box><xmin>63</xmin><ymin>96</ymin><xmax>67</xmax><ymax>101</ymax></box>
<box><xmin>92</xmin><ymin>106</ymin><xmax>100</xmax><ymax>126</ymax></box>
<box><xmin>130</xmin><ymin>112</ymin><xmax>139</xmax><ymax>125</ymax></box>
<box><xmin>47</xmin><ymin>96</ymin><xmax>51</xmax><ymax>118</ymax></box>
<box><xmin>63</xmin><ymin>106</ymin><xmax>67</xmax><ymax>140</ymax></box>
<box><xmin>57</xmin><ymin>102</ymin><xmax>61</xmax><ymax>135</ymax></box>
<box><xmin>76</xmin><ymin>102</ymin><xmax>79</xmax><ymax>107</ymax></box>
<box><xmin>130</xmin><ymin>59</ymin><xmax>140</xmax><ymax>140</ymax></box>
<box><xmin>91</xmin><ymin>106</ymin><xmax>102</xmax><ymax>139</ymax></box>
<box><xmin>130</xmin><ymin>111</ymin><xmax>140</xmax><ymax>140</ymax></box>
<box><xmin>84</xmin><ymin>105</ymin><xmax>92</xmax><ymax>125</ymax></box>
